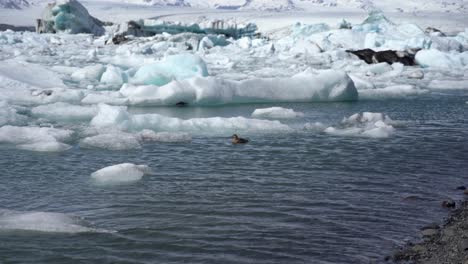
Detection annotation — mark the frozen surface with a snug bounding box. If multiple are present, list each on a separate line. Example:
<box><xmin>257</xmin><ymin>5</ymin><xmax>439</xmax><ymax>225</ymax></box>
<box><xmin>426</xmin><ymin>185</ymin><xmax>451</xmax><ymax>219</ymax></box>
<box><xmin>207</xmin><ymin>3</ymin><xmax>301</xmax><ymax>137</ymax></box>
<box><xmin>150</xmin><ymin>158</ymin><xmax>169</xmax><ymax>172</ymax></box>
<box><xmin>91</xmin><ymin>163</ymin><xmax>152</xmax><ymax>184</ymax></box>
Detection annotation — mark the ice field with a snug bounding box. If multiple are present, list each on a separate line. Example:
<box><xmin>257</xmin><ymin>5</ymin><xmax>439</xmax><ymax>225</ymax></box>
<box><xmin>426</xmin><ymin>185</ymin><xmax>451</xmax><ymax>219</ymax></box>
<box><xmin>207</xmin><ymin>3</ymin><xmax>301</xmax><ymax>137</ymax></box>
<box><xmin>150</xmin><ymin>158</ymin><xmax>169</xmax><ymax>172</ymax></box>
<box><xmin>0</xmin><ymin>0</ymin><xmax>467</xmax><ymax>263</ymax></box>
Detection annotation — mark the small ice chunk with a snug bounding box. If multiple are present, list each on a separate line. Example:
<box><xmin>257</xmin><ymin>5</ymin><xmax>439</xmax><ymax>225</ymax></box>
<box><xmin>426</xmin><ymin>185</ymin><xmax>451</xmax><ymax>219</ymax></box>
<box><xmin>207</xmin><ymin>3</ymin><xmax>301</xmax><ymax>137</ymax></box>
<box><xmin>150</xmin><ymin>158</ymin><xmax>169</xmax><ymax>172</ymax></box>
<box><xmin>406</xmin><ymin>70</ymin><xmax>424</xmax><ymax>79</ymax></box>
<box><xmin>100</xmin><ymin>65</ymin><xmax>126</xmax><ymax>86</ymax></box>
<box><xmin>251</xmin><ymin>107</ymin><xmax>304</xmax><ymax>119</ymax></box>
<box><xmin>71</xmin><ymin>64</ymin><xmax>105</xmax><ymax>81</ymax></box>
<box><xmin>325</xmin><ymin>112</ymin><xmax>395</xmax><ymax>138</ymax></box>
<box><xmin>91</xmin><ymin>163</ymin><xmax>151</xmax><ymax>184</ymax></box>
<box><xmin>359</xmin><ymin>85</ymin><xmax>428</xmax><ymax>100</ymax></box>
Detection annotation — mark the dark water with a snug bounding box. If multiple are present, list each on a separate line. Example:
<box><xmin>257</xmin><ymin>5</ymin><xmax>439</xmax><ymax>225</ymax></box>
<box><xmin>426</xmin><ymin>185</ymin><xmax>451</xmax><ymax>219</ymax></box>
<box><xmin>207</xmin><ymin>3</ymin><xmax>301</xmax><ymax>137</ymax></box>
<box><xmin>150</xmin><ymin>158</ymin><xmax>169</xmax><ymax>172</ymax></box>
<box><xmin>0</xmin><ymin>94</ymin><xmax>467</xmax><ymax>264</ymax></box>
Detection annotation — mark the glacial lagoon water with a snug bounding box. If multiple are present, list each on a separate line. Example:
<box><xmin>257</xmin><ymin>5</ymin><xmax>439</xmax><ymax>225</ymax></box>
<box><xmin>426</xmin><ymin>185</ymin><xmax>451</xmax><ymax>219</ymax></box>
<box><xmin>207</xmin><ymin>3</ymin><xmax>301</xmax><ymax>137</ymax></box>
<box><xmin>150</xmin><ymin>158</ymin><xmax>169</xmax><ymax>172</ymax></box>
<box><xmin>0</xmin><ymin>93</ymin><xmax>467</xmax><ymax>264</ymax></box>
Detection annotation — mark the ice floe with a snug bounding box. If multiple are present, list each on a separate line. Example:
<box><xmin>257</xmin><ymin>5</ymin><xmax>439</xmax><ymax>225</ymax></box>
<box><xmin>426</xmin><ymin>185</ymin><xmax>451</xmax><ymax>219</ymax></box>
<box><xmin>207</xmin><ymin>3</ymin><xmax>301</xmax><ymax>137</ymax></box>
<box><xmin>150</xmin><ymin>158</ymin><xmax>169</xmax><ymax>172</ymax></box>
<box><xmin>91</xmin><ymin>163</ymin><xmax>152</xmax><ymax>184</ymax></box>
<box><xmin>251</xmin><ymin>107</ymin><xmax>304</xmax><ymax>119</ymax></box>
<box><xmin>90</xmin><ymin>104</ymin><xmax>293</xmax><ymax>135</ymax></box>
<box><xmin>0</xmin><ymin>126</ymin><xmax>73</xmax><ymax>152</ymax></box>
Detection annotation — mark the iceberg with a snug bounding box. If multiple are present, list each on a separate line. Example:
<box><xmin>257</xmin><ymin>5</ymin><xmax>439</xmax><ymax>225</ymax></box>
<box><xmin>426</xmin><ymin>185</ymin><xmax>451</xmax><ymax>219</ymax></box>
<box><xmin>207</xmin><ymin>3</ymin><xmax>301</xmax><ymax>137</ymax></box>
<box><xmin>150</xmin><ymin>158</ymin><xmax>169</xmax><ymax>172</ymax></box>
<box><xmin>91</xmin><ymin>163</ymin><xmax>152</xmax><ymax>184</ymax></box>
<box><xmin>36</xmin><ymin>0</ymin><xmax>105</xmax><ymax>35</ymax></box>
<box><xmin>251</xmin><ymin>107</ymin><xmax>304</xmax><ymax>119</ymax></box>
<box><xmin>121</xmin><ymin>69</ymin><xmax>358</xmax><ymax>106</ymax></box>
<box><xmin>132</xmin><ymin>54</ymin><xmax>209</xmax><ymax>86</ymax></box>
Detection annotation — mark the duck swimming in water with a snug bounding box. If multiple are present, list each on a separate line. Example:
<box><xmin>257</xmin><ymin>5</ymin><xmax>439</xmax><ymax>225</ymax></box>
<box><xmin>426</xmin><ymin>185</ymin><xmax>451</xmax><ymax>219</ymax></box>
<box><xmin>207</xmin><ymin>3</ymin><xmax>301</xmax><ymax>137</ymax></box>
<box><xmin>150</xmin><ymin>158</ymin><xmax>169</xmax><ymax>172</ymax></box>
<box><xmin>232</xmin><ymin>134</ymin><xmax>249</xmax><ymax>144</ymax></box>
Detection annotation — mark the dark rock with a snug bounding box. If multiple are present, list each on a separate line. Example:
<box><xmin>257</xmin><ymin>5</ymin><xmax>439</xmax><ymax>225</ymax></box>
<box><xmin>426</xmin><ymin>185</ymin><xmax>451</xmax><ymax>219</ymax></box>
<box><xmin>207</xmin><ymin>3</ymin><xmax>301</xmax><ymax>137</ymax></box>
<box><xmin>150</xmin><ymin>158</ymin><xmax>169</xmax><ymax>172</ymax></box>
<box><xmin>422</xmin><ymin>228</ymin><xmax>439</xmax><ymax>237</ymax></box>
<box><xmin>346</xmin><ymin>49</ymin><xmax>417</xmax><ymax>66</ymax></box>
<box><xmin>442</xmin><ymin>199</ymin><xmax>456</xmax><ymax>208</ymax></box>
<box><xmin>457</xmin><ymin>186</ymin><xmax>467</xmax><ymax>190</ymax></box>
<box><xmin>111</xmin><ymin>34</ymin><xmax>130</xmax><ymax>45</ymax></box>
<box><xmin>425</xmin><ymin>27</ymin><xmax>446</xmax><ymax>37</ymax></box>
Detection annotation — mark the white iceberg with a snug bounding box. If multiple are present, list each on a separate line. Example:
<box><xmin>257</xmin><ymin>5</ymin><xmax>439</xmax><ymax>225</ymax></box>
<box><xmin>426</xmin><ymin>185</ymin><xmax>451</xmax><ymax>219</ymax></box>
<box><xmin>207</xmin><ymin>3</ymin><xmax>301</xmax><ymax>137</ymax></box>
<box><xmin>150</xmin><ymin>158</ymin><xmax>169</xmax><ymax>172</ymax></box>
<box><xmin>121</xmin><ymin>69</ymin><xmax>358</xmax><ymax>106</ymax></box>
<box><xmin>91</xmin><ymin>163</ymin><xmax>152</xmax><ymax>184</ymax></box>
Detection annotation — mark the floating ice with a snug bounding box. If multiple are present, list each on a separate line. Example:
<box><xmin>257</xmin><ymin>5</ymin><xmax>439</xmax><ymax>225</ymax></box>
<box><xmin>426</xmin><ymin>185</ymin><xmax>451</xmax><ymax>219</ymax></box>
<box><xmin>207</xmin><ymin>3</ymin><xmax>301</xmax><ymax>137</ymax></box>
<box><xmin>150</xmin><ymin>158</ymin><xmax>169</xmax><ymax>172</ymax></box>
<box><xmin>91</xmin><ymin>104</ymin><xmax>292</xmax><ymax>135</ymax></box>
<box><xmin>138</xmin><ymin>130</ymin><xmax>192</xmax><ymax>142</ymax></box>
<box><xmin>0</xmin><ymin>101</ymin><xmax>27</xmax><ymax>126</ymax></box>
<box><xmin>31</xmin><ymin>102</ymin><xmax>97</xmax><ymax>122</ymax></box>
<box><xmin>71</xmin><ymin>64</ymin><xmax>106</xmax><ymax>81</ymax></box>
<box><xmin>132</xmin><ymin>54</ymin><xmax>209</xmax><ymax>86</ymax></box>
<box><xmin>0</xmin><ymin>59</ymin><xmax>65</xmax><ymax>87</ymax></box>
<box><xmin>91</xmin><ymin>163</ymin><xmax>152</xmax><ymax>184</ymax></box>
<box><xmin>359</xmin><ymin>85</ymin><xmax>428</xmax><ymax>100</ymax></box>
<box><xmin>251</xmin><ymin>107</ymin><xmax>304</xmax><ymax>119</ymax></box>
<box><xmin>100</xmin><ymin>65</ymin><xmax>126</xmax><ymax>86</ymax></box>
<box><xmin>0</xmin><ymin>126</ymin><xmax>73</xmax><ymax>152</ymax></box>
<box><xmin>80</xmin><ymin>132</ymin><xmax>141</xmax><ymax>150</ymax></box>
<box><xmin>0</xmin><ymin>209</ymin><xmax>101</xmax><ymax>233</ymax></box>
<box><xmin>415</xmin><ymin>49</ymin><xmax>468</xmax><ymax>68</ymax></box>
<box><xmin>121</xmin><ymin>69</ymin><xmax>358</xmax><ymax>106</ymax></box>
<box><xmin>427</xmin><ymin>80</ymin><xmax>468</xmax><ymax>90</ymax></box>
<box><xmin>324</xmin><ymin>112</ymin><xmax>395</xmax><ymax>138</ymax></box>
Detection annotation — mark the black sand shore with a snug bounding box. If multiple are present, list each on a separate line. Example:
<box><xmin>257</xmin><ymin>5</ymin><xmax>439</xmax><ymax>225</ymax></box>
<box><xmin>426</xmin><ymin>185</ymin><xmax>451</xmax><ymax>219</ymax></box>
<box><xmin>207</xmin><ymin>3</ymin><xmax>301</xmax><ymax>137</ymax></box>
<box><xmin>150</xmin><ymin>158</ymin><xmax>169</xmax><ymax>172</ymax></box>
<box><xmin>393</xmin><ymin>200</ymin><xmax>468</xmax><ymax>264</ymax></box>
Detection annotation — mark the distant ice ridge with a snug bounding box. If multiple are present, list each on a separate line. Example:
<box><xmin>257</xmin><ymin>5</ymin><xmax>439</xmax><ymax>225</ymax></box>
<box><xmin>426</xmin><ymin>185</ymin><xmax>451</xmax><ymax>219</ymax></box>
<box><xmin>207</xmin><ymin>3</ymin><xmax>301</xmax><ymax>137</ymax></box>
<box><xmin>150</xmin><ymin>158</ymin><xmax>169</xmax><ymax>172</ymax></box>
<box><xmin>90</xmin><ymin>104</ymin><xmax>293</xmax><ymax>135</ymax></box>
<box><xmin>0</xmin><ymin>126</ymin><xmax>73</xmax><ymax>151</ymax></box>
<box><xmin>121</xmin><ymin>69</ymin><xmax>358</xmax><ymax>106</ymax></box>
<box><xmin>0</xmin><ymin>209</ymin><xmax>107</xmax><ymax>233</ymax></box>
<box><xmin>91</xmin><ymin>163</ymin><xmax>152</xmax><ymax>184</ymax></box>
<box><xmin>0</xmin><ymin>0</ymin><xmax>29</xmax><ymax>9</ymax></box>
<box><xmin>324</xmin><ymin>112</ymin><xmax>396</xmax><ymax>138</ymax></box>
<box><xmin>252</xmin><ymin>107</ymin><xmax>304</xmax><ymax>119</ymax></box>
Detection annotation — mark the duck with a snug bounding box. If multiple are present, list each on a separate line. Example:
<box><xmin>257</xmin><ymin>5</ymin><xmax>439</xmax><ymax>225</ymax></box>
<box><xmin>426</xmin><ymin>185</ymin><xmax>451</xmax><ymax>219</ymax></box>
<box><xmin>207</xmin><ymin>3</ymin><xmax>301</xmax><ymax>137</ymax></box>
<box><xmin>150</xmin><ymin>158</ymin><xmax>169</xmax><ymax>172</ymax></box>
<box><xmin>232</xmin><ymin>134</ymin><xmax>249</xmax><ymax>144</ymax></box>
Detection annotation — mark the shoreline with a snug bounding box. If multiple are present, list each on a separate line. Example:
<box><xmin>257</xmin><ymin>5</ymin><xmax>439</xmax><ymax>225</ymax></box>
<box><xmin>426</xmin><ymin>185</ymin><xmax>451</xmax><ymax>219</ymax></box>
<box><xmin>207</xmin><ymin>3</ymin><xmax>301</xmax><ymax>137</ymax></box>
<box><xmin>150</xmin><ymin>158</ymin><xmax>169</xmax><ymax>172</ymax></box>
<box><xmin>393</xmin><ymin>199</ymin><xmax>468</xmax><ymax>263</ymax></box>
